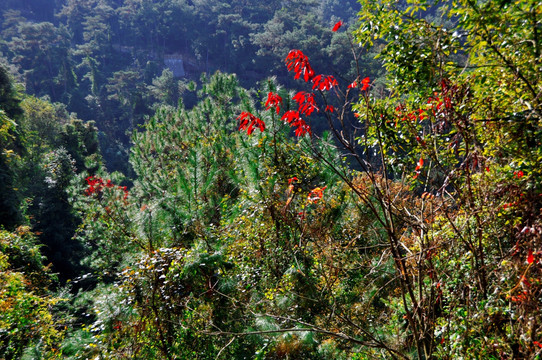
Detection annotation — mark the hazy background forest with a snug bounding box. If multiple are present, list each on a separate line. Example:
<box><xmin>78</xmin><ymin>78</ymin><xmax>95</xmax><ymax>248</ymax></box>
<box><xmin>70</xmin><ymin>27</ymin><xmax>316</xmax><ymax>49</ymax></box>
<box><xmin>0</xmin><ymin>0</ymin><xmax>365</xmax><ymax>173</ymax></box>
<box><xmin>1</xmin><ymin>0</ymin><xmax>541</xmax><ymax>359</ymax></box>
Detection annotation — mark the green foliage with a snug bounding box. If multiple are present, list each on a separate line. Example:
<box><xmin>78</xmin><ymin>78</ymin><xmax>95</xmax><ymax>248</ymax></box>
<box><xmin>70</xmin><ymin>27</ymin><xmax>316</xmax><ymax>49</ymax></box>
<box><xmin>20</xmin><ymin>97</ymin><xmax>66</xmax><ymax>155</ymax></box>
<box><xmin>6</xmin><ymin>21</ymin><xmax>73</xmax><ymax>101</ymax></box>
<box><xmin>1</xmin><ymin>1</ymin><xmax>541</xmax><ymax>359</ymax></box>
<box><xmin>147</xmin><ymin>69</ymin><xmax>182</xmax><ymax>109</ymax></box>
<box><xmin>0</xmin><ymin>127</ymin><xmax>22</xmax><ymax>230</ymax></box>
<box><xmin>0</xmin><ymin>227</ymin><xmax>65</xmax><ymax>359</ymax></box>
<box><xmin>0</xmin><ymin>63</ymin><xmax>23</xmax><ymax>121</ymax></box>
<box><xmin>351</xmin><ymin>0</ymin><xmax>542</xmax><ymax>357</ymax></box>
<box><xmin>131</xmin><ymin>72</ymin><xmax>241</xmax><ymax>245</ymax></box>
<box><xmin>15</xmin><ymin>98</ymin><xmax>103</xmax><ymax>282</ymax></box>
<box><xmin>0</xmin><ymin>64</ymin><xmax>23</xmax><ymax>229</ymax></box>
<box><xmin>67</xmin><ymin>72</ymin><xmax>362</xmax><ymax>358</ymax></box>
<box><xmin>33</xmin><ymin>148</ymin><xmax>85</xmax><ymax>281</ymax></box>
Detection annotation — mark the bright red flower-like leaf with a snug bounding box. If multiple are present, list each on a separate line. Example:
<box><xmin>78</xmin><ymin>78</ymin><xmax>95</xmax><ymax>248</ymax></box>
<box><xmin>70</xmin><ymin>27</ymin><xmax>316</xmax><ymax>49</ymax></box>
<box><xmin>312</xmin><ymin>74</ymin><xmax>338</xmax><ymax>91</ymax></box>
<box><xmin>415</xmin><ymin>157</ymin><xmax>424</xmax><ymax>171</ymax></box>
<box><xmin>282</xmin><ymin>110</ymin><xmax>301</xmax><ymax>125</ymax></box>
<box><xmin>238</xmin><ymin>111</ymin><xmax>265</xmax><ymax>135</ymax></box>
<box><xmin>286</xmin><ymin>177</ymin><xmax>298</xmax><ymax>199</ymax></box>
<box><xmin>527</xmin><ymin>249</ymin><xmax>534</xmax><ymax>264</ymax></box>
<box><xmin>413</xmin><ymin>157</ymin><xmax>424</xmax><ymax>179</ymax></box>
<box><xmin>325</xmin><ymin>105</ymin><xmax>335</xmax><ymax>112</ymax></box>
<box><xmin>85</xmin><ymin>176</ymin><xmax>104</xmax><ymax>196</ymax></box>
<box><xmin>293</xmin><ymin>91</ymin><xmax>319</xmax><ymax>116</ymax></box>
<box><xmin>119</xmin><ymin>185</ymin><xmax>129</xmax><ymax>200</ymax></box>
<box><xmin>348</xmin><ymin>77</ymin><xmax>370</xmax><ymax>90</ymax></box>
<box><xmin>307</xmin><ymin>186</ymin><xmax>327</xmax><ymax>203</ymax></box>
<box><xmin>281</xmin><ymin>110</ymin><xmax>312</xmax><ymax>137</ymax></box>
<box><xmin>85</xmin><ymin>176</ymin><xmax>128</xmax><ymax>199</ymax></box>
<box><xmin>332</xmin><ymin>20</ymin><xmax>343</xmax><ymax>32</ymax></box>
<box><xmin>361</xmin><ymin>77</ymin><xmax>370</xmax><ymax>91</ymax></box>
<box><xmin>293</xmin><ymin>119</ymin><xmax>312</xmax><ymax>137</ymax></box>
<box><xmin>265</xmin><ymin>92</ymin><xmax>283</xmax><ymax>114</ymax></box>
<box><xmin>285</xmin><ymin>49</ymin><xmax>315</xmax><ymax>82</ymax></box>
<box><xmin>288</xmin><ymin>176</ymin><xmax>298</xmax><ymax>185</ymax></box>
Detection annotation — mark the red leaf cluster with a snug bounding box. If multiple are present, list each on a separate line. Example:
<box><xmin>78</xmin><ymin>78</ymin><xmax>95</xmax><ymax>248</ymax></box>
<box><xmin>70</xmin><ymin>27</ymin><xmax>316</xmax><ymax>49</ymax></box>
<box><xmin>265</xmin><ymin>92</ymin><xmax>283</xmax><ymax>114</ymax></box>
<box><xmin>394</xmin><ymin>104</ymin><xmax>425</xmax><ymax>124</ymax></box>
<box><xmin>416</xmin><ymin>157</ymin><xmax>424</xmax><ymax>171</ymax></box>
<box><xmin>238</xmin><ymin>111</ymin><xmax>265</xmax><ymax>135</ymax></box>
<box><xmin>293</xmin><ymin>91</ymin><xmax>318</xmax><ymax>116</ymax></box>
<box><xmin>312</xmin><ymin>74</ymin><xmax>338</xmax><ymax>91</ymax></box>
<box><xmin>527</xmin><ymin>249</ymin><xmax>534</xmax><ymax>264</ymax></box>
<box><xmin>285</xmin><ymin>49</ymin><xmax>315</xmax><ymax>82</ymax></box>
<box><xmin>307</xmin><ymin>186</ymin><xmax>327</xmax><ymax>203</ymax></box>
<box><xmin>85</xmin><ymin>176</ymin><xmax>128</xmax><ymax>200</ymax></box>
<box><xmin>284</xmin><ymin>49</ymin><xmax>372</xmax><ymax>138</ymax></box>
<box><xmin>85</xmin><ymin>176</ymin><xmax>114</xmax><ymax>196</ymax></box>
<box><xmin>281</xmin><ymin>110</ymin><xmax>312</xmax><ymax>137</ymax></box>
<box><xmin>510</xmin><ymin>290</ymin><xmax>529</xmax><ymax>303</ymax></box>
<box><xmin>361</xmin><ymin>77</ymin><xmax>370</xmax><ymax>91</ymax></box>
<box><xmin>413</xmin><ymin>157</ymin><xmax>424</xmax><ymax>179</ymax></box>
<box><xmin>348</xmin><ymin>77</ymin><xmax>370</xmax><ymax>90</ymax></box>
<box><xmin>332</xmin><ymin>20</ymin><xmax>343</xmax><ymax>32</ymax></box>
<box><xmin>426</xmin><ymin>94</ymin><xmax>451</xmax><ymax>116</ymax></box>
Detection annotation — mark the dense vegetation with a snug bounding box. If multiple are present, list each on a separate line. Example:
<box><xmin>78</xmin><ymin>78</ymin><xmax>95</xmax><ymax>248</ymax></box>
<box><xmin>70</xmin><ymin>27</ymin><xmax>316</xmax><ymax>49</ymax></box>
<box><xmin>0</xmin><ymin>0</ymin><xmax>365</xmax><ymax>173</ymax></box>
<box><xmin>1</xmin><ymin>0</ymin><xmax>541</xmax><ymax>359</ymax></box>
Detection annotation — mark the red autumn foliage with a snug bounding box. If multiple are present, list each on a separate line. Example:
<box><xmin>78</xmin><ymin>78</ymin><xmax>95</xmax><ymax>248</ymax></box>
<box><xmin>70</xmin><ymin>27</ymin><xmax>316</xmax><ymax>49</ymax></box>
<box><xmin>265</xmin><ymin>92</ymin><xmax>283</xmax><ymax>114</ymax></box>
<box><xmin>85</xmin><ymin>176</ymin><xmax>104</xmax><ymax>196</ymax></box>
<box><xmin>312</xmin><ymin>74</ymin><xmax>338</xmax><ymax>91</ymax></box>
<box><xmin>361</xmin><ymin>76</ymin><xmax>370</xmax><ymax>91</ymax></box>
<box><xmin>281</xmin><ymin>110</ymin><xmax>312</xmax><ymax>137</ymax></box>
<box><xmin>527</xmin><ymin>249</ymin><xmax>534</xmax><ymax>264</ymax></box>
<box><xmin>332</xmin><ymin>20</ymin><xmax>343</xmax><ymax>32</ymax></box>
<box><xmin>413</xmin><ymin>157</ymin><xmax>424</xmax><ymax>179</ymax></box>
<box><xmin>416</xmin><ymin>157</ymin><xmax>424</xmax><ymax>171</ymax></box>
<box><xmin>238</xmin><ymin>111</ymin><xmax>266</xmax><ymax>135</ymax></box>
<box><xmin>293</xmin><ymin>91</ymin><xmax>319</xmax><ymax>116</ymax></box>
<box><xmin>285</xmin><ymin>49</ymin><xmax>315</xmax><ymax>82</ymax></box>
<box><xmin>85</xmin><ymin>176</ymin><xmax>128</xmax><ymax>200</ymax></box>
<box><xmin>281</xmin><ymin>110</ymin><xmax>300</xmax><ymax>125</ymax></box>
<box><xmin>307</xmin><ymin>186</ymin><xmax>327</xmax><ymax>204</ymax></box>
<box><xmin>348</xmin><ymin>77</ymin><xmax>370</xmax><ymax>91</ymax></box>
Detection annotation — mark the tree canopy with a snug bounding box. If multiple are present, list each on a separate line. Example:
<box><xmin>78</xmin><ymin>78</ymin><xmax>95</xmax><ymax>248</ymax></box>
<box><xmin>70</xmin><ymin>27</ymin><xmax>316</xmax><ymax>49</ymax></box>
<box><xmin>1</xmin><ymin>0</ymin><xmax>541</xmax><ymax>358</ymax></box>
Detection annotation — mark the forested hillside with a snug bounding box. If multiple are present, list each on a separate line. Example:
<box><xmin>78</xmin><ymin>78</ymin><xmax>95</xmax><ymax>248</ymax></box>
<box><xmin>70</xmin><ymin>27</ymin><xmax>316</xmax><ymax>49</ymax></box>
<box><xmin>1</xmin><ymin>0</ymin><xmax>542</xmax><ymax>359</ymax></box>
<box><xmin>0</xmin><ymin>0</ymin><xmax>364</xmax><ymax>173</ymax></box>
